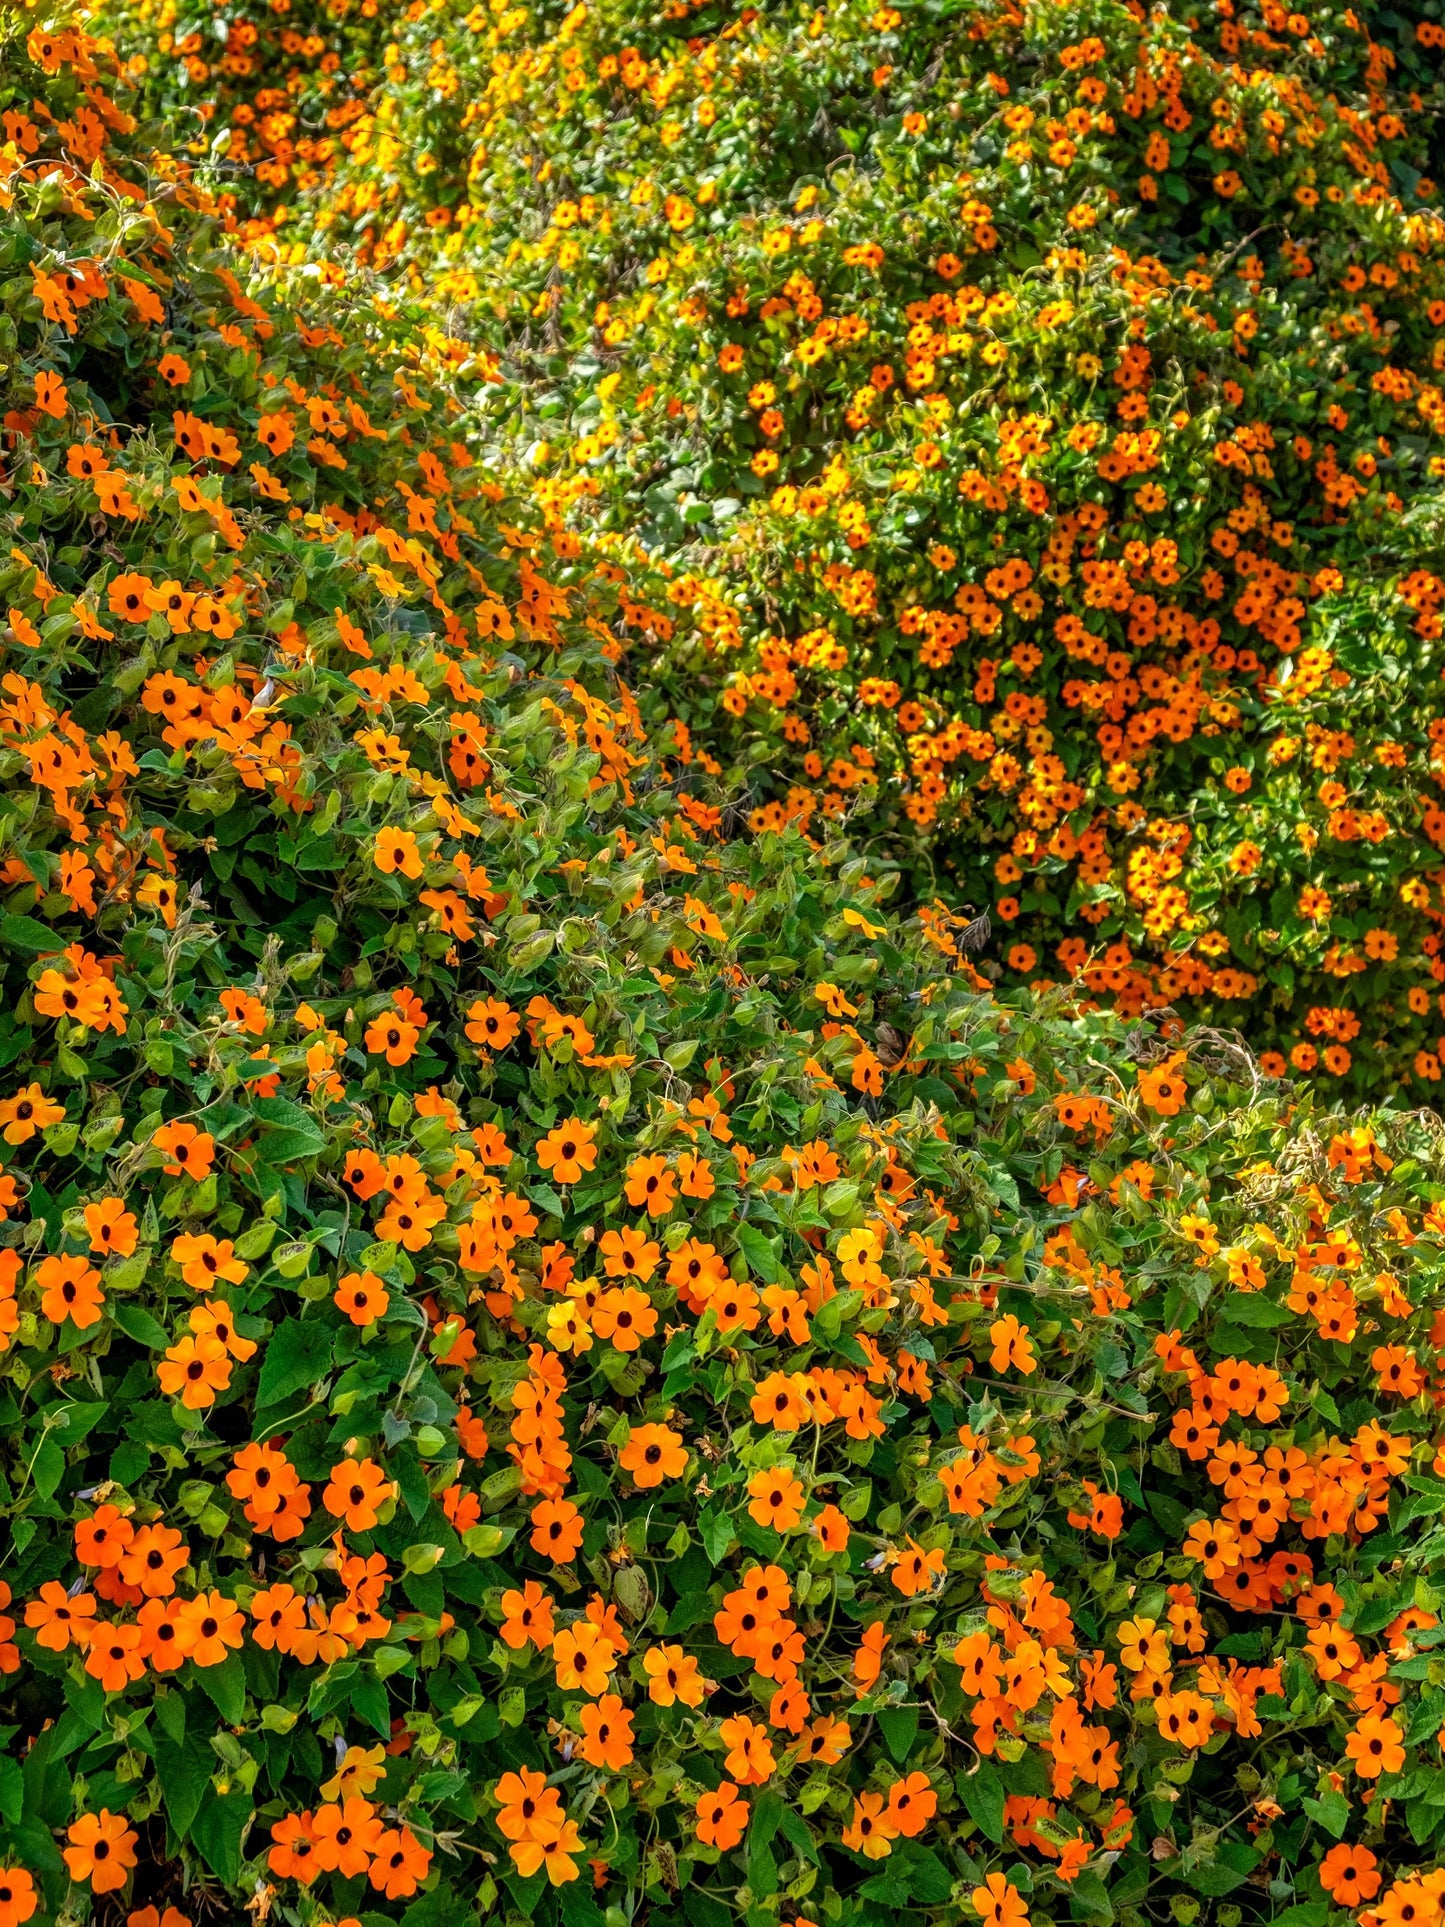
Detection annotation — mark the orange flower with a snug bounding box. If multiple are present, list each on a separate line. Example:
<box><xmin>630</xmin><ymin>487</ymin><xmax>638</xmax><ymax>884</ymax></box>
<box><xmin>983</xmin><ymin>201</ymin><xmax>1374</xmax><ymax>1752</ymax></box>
<box><xmin>64</xmin><ymin>1811</ymin><xmax>138</xmax><ymax>1893</ymax></box>
<box><xmin>170</xmin><ymin>1231</ymin><xmax>247</xmax><ymax>1291</ymax></box>
<box><xmin>0</xmin><ymin>1868</ymin><xmax>36</xmax><ymax>1927</ymax></box>
<box><xmin>536</xmin><ymin>1119</ymin><xmax>598</xmax><ymax>1184</ymax></box>
<box><xmin>1137</xmin><ymin>1053</ymin><xmax>1188</xmax><ymax>1116</ymax></box>
<box><xmin>158</xmin><ymin>1333</ymin><xmax>232</xmax><ymax>1409</ymax></box>
<box><xmin>592</xmin><ymin>1286</ymin><xmax>658</xmax><ymax>1352</ymax></box>
<box><xmin>508</xmin><ymin>1818</ymin><xmax>582</xmax><ymax>1886</ymax></box>
<box><xmin>1346</xmin><ymin>1712</ymin><xmax>1405</xmax><ymax>1778</ymax></box>
<box><xmin>577</xmin><ymin>1693</ymin><xmax>635</xmax><ymax>1770</ymax></box>
<box><xmin>891</xmin><ymin>1538</ymin><xmax>947</xmax><ymax>1597</ymax></box>
<box><xmin>973</xmin><ymin>1873</ymin><xmax>1029</xmax><ymax>1927</ymax></box>
<box><xmin>312</xmin><ymin>1798</ymin><xmax>383</xmax><ymax>1876</ymax></box>
<box><xmin>118</xmin><ymin>1522</ymin><xmax>189</xmax><ymax>1598</ymax></box>
<box><xmin>750</xmin><ymin>1372</ymin><xmax>806</xmax><ymax>1431</ymax></box>
<box><xmin>530</xmin><ymin>1496</ymin><xmax>585</xmax><ymax>1562</ymax></box>
<box><xmin>76</xmin><ymin>1503</ymin><xmax>134</xmax><ymax>1567</ymax></box>
<box><xmin>364</xmin><ymin>1013</ymin><xmax>420</xmax><ymax>1065</ymax></box>
<box><xmin>618</xmin><ymin>1422</ymin><xmax>686</xmax><ymax>1487</ymax></box>
<box><xmin>677</xmin><ymin>1150</ymin><xmax>715</xmax><ymax>1197</ymax></box>
<box><xmin>812</xmin><ymin>1503</ymin><xmax>851</xmax><ymax>1552</ymax></box>
<box><xmin>173</xmin><ymin>1589</ymin><xmax>244</xmax><ymax>1667</ymax></box>
<box><xmin>624</xmin><ymin>1153</ymin><xmax>676</xmax><ymax>1216</ymax></box>
<box><xmin>643</xmin><ymin>1642</ymin><xmax>706</xmax><ymax>1706</ymax></box>
<box><xmin>464</xmin><ymin>997</ymin><xmax>521</xmax><ymax>1051</ymax></box>
<box><xmin>746</xmin><ymin>1466</ymin><xmax>807</xmax><ymax>1531</ymax></box>
<box><xmin>368</xmin><ymin>1826</ymin><xmax>432</xmax><ymax>1898</ymax></box>
<box><xmin>25</xmin><ymin>1580</ymin><xmax>96</xmax><ymax>1650</ymax></box>
<box><xmin>720</xmin><ymin>1713</ymin><xmax>776</xmax><ymax>1785</ymax></box>
<box><xmin>493</xmin><ymin>1766</ymin><xmax>565</xmax><ymax>1843</ymax></box>
<box><xmin>800</xmin><ymin>1712</ymin><xmax>854</xmax><ymax>1764</ymax></box>
<box><xmin>373</xmin><ymin>827</ymin><xmax>423</xmax><ymax>877</ymax></box>
<box><xmin>334</xmin><ymin>1269</ymin><xmax>389</xmax><ymax>1325</ymax></box>
<box><xmin>136</xmin><ymin>875</ymin><xmax>179</xmax><ymax>927</ymax></box>
<box><xmin>695</xmin><ymin>1780</ymin><xmax>748</xmax><ymax>1849</ymax></box>
<box><xmin>227</xmin><ymin>1440</ymin><xmax>307</xmax><ymax>1530</ymax></box>
<box><xmin>552</xmin><ymin>1621</ymin><xmax>617</xmax><ymax>1696</ymax></box>
<box><xmin>500</xmin><ymin>1580</ymin><xmax>555</xmax><ymax>1650</ymax></box>
<box><xmin>83</xmin><ymin>1197</ymin><xmax>138</xmax><ymax>1256</ymax></box>
<box><xmin>250</xmin><ymin>1584</ymin><xmax>306</xmax><ymax>1653</ymax></box>
<box><xmin>375</xmin><ymin>1190</ymin><xmax>446</xmax><ymax>1250</ymax></box>
<box><xmin>1182</xmin><ymin>1518</ymin><xmax>1240</xmax><ymax>1577</ymax></box>
<box><xmin>151</xmin><ymin>1120</ymin><xmax>216</xmax><ymax>1180</ymax></box>
<box><xmin>219</xmin><ymin>987</ymin><xmax>268</xmax><ymax>1034</ymax></box>
<box><xmin>268</xmin><ymin>1811</ymin><xmax>321</xmax><ymax>1883</ymax></box>
<box><xmin>323</xmin><ymin>1457</ymin><xmax>395</xmax><ymax>1531</ymax></box>
<box><xmin>1319</xmin><ymin>1843</ymin><xmax>1381</xmax><ymax>1906</ymax></box>
<box><xmin>342</xmin><ymin>1149</ymin><xmax>386</xmax><ymax>1198</ymax></box>
<box><xmin>84</xmin><ymin>1620</ymin><xmax>146</xmax><ymax>1692</ymax></box>
<box><xmin>472</xmin><ymin>1121</ymin><xmax>513</xmax><ymax>1165</ymax></box>
<box><xmin>988</xmin><ymin>1312</ymin><xmax>1037</xmax><ymax>1375</ymax></box>
<box><xmin>37</xmin><ymin>1253</ymin><xmax>105</xmax><ymax>1329</ymax></box>
<box><xmin>1155</xmin><ymin>1689</ymin><xmax>1214</xmax><ymax>1747</ymax></box>
<box><xmin>1067</xmin><ymin>1480</ymin><xmax>1124</xmax><ymax>1541</ymax></box>
<box><xmin>1306</xmin><ymin>1622</ymin><xmax>1361</xmax><ymax>1680</ymax></box>
<box><xmin>843</xmin><ymin>1789</ymin><xmax>900</xmax><ymax>1859</ymax></box>
<box><xmin>598</xmin><ymin>1226</ymin><xmax>660</xmax><ymax>1284</ymax></box>
<box><xmin>886</xmin><ymin>1772</ymin><xmax>938</xmax><ymax>1838</ymax></box>
<box><xmin>33</xmin><ymin>370</ymin><xmax>67</xmax><ymax>416</ymax></box>
<box><xmin>0</xmin><ymin>1083</ymin><xmax>64</xmax><ymax>1143</ymax></box>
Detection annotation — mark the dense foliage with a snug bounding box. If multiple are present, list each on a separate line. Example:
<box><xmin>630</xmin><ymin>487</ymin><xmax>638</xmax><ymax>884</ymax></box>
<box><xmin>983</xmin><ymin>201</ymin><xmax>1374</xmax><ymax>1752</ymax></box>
<box><xmin>104</xmin><ymin>0</ymin><xmax>1445</xmax><ymax>1091</ymax></box>
<box><xmin>5</xmin><ymin>5</ymin><xmax>1445</xmax><ymax>1927</ymax></box>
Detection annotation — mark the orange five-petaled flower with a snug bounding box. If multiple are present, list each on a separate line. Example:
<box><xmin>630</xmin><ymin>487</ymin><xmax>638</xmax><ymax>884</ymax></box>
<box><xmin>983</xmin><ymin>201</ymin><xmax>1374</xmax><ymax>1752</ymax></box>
<box><xmin>63</xmin><ymin>1810</ymin><xmax>138</xmax><ymax>1893</ymax></box>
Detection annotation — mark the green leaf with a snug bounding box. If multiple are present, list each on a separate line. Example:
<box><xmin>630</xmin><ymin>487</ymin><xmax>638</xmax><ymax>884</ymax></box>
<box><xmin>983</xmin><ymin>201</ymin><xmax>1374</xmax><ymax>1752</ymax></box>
<box><xmin>405</xmin><ymin>1889</ymin><xmax>467</xmax><ymax>1927</ymax></box>
<box><xmin>1349</xmin><ymin>1594</ymin><xmax>1404</xmax><ymax>1637</ymax></box>
<box><xmin>959</xmin><ymin>1759</ymin><xmax>1005</xmax><ymax>1843</ymax></box>
<box><xmin>251</xmin><ymin>1095</ymin><xmax>327</xmax><ymax>1161</ymax></box>
<box><xmin>1186</xmin><ymin>1840</ymin><xmax>1260</xmax><ymax>1897</ymax></box>
<box><xmin>1302</xmin><ymin>1790</ymin><xmax>1350</xmax><ymax>1839</ymax></box>
<box><xmin>154</xmin><ymin>1690</ymin><xmax>185</xmax><ymax>1746</ymax></box>
<box><xmin>861</xmin><ymin>1839</ymin><xmax>953</xmax><ymax>1905</ymax></box>
<box><xmin>233</xmin><ymin>1217</ymin><xmax>280</xmax><ymax>1261</ymax></box>
<box><xmin>858</xmin><ymin>1862</ymin><xmax>913</xmax><ymax>1906</ymax></box>
<box><xmin>1067</xmin><ymin>1869</ymin><xmax>1115</xmax><ymax>1923</ymax></box>
<box><xmin>190</xmin><ymin>1787</ymin><xmax>250</xmax><ymax>1885</ymax></box>
<box><xmin>1271</xmin><ymin>1906</ymin><xmax>1328</xmax><ymax>1927</ymax></box>
<box><xmin>252</xmin><ymin>1093</ymin><xmax>326</xmax><ymax>1136</ymax></box>
<box><xmin>259</xmin><ymin>1126</ymin><xmax>326</xmax><ymax>1163</ymax></box>
<box><xmin>193</xmin><ymin>1098</ymin><xmax>253</xmax><ymax>1143</ymax></box>
<box><xmin>698</xmin><ymin>1506</ymin><xmax>736</xmax><ymax>1564</ymax></box>
<box><xmin>1398</xmin><ymin>1477</ymin><xmax>1445</xmax><ymax>1531</ymax></box>
<box><xmin>0</xmin><ymin>1754</ymin><xmax>22</xmax><ymax>1824</ymax></box>
<box><xmin>1</xmin><ymin>914</ymin><xmax>61</xmax><ymax>953</ymax></box>
<box><xmin>154</xmin><ymin>1729</ymin><xmax>213</xmax><ymax>1838</ymax></box>
<box><xmin>877</xmin><ymin>1703</ymin><xmax>919</xmax><ymax>1763</ymax></box>
<box><xmin>1219</xmin><ymin>1291</ymin><xmax>1291</xmax><ymax>1328</ymax></box>
<box><xmin>749</xmin><ymin>1787</ymin><xmax>783</xmax><ymax>1898</ymax></box>
<box><xmin>256</xmin><ymin>1316</ymin><xmax>334</xmax><ymax>1408</ymax></box>
<box><xmin>352</xmin><ymin>1670</ymin><xmax>392</xmax><ymax>1739</ymax></box>
<box><xmin>309</xmin><ymin>1661</ymin><xmax>361</xmax><ymax>1721</ymax></box>
<box><xmin>732</xmin><ymin>1221</ymin><xmax>782</xmax><ymax>1283</ymax></box>
<box><xmin>197</xmin><ymin>1651</ymin><xmax>247</xmax><ymax>1726</ymax></box>
<box><xmin>112</xmin><ymin>1302</ymin><xmax>169</xmax><ymax>1348</ymax></box>
<box><xmin>777</xmin><ymin>1803</ymin><xmax>817</xmax><ymax>1862</ymax></box>
<box><xmin>31</xmin><ymin>1435</ymin><xmax>64</xmax><ymax>1502</ymax></box>
<box><xmin>505</xmin><ymin>1871</ymin><xmax>547</xmax><ymax>1914</ymax></box>
<box><xmin>47</xmin><ymin>1400</ymin><xmax>109</xmax><ymax>1443</ymax></box>
<box><xmin>555</xmin><ymin>1885</ymin><xmax>607</xmax><ymax>1927</ymax></box>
